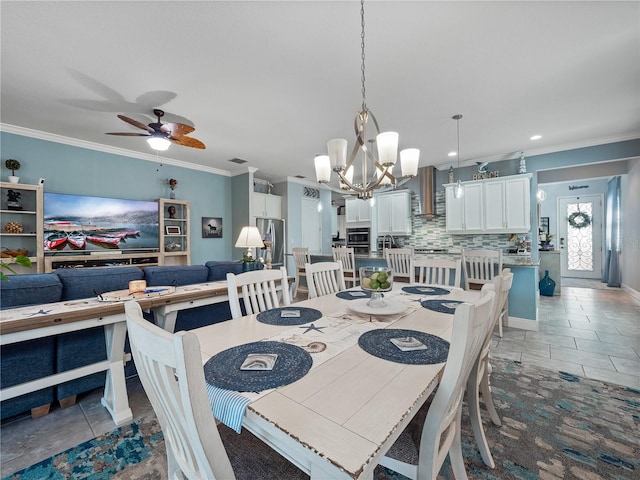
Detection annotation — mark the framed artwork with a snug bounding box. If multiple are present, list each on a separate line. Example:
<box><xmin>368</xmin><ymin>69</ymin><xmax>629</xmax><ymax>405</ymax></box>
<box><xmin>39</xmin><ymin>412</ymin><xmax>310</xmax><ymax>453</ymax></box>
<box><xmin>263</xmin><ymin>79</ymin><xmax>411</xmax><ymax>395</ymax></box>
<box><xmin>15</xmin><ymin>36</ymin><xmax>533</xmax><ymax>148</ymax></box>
<box><xmin>540</xmin><ymin>217</ymin><xmax>549</xmax><ymax>235</ymax></box>
<box><xmin>165</xmin><ymin>225</ymin><xmax>181</xmax><ymax>235</ymax></box>
<box><xmin>202</xmin><ymin>217</ymin><xmax>222</xmax><ymax>238</ymax></box>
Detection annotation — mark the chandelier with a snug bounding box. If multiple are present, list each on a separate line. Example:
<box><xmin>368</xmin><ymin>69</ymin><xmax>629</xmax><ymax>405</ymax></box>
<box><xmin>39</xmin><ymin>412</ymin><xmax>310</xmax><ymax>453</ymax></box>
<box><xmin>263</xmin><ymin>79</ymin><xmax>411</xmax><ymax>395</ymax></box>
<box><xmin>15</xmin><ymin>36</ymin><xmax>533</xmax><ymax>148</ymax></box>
<box><xmin>314</xmin><ymin>0</ymin><xmax>419</xmax><ymax>199</ymax></box>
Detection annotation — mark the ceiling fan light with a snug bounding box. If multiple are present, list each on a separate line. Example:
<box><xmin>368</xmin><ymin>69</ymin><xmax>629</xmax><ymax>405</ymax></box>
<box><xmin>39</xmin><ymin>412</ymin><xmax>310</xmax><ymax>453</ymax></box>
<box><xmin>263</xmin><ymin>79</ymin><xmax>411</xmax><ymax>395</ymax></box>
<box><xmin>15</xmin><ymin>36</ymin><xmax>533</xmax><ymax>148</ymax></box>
<box><xmin>376</xmin><ymin>132</ymin><xmax>399</xmax><ymax>167</ymax></box>
<box><xmin>314</xmin><ymin>155</ymin><xmax>331</xmax><ymax>183</ymax></box>
<box><xmin>147</xmin><ymin>136</ymin><xmax>171</xmax><ymax>151</ymax></box>
<box><xmin>400</xmin><ymin>148</ymin><xmax>419</xmax><ymax>178</ymax></box>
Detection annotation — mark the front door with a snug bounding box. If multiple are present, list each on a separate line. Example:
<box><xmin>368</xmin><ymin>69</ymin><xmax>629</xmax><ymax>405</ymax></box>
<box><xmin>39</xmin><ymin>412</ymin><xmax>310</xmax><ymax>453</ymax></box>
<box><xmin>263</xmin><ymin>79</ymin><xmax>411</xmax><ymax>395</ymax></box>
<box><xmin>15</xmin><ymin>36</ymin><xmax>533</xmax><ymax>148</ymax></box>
<box><xmin>558</xmin><ymin>195</ymin><xmax>603</xmax><ymax>279</ymax></box>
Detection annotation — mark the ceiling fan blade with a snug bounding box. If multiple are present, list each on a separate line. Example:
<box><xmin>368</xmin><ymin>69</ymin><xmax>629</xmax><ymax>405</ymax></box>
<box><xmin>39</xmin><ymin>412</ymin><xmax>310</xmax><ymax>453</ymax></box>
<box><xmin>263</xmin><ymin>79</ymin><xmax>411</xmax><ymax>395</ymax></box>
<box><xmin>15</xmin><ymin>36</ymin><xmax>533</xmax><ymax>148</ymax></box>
<box><xmin>170</xmin><ymin>136</ymin><xmax>206</xmax><ymax>149</ymax></box>
<box><xmin>117</xmin><ymin>114</ymin><xmax>154</xmax><ymax>133</ymax></box>
<box><xmin>161</xmin><ymin>123</ymin><xmax>195</xmax><ymax>136</ymax></box>
<box><xmin>105</xmin><ymin>132</ymin><xmax>152</xmax><ymax>136</ymax></box>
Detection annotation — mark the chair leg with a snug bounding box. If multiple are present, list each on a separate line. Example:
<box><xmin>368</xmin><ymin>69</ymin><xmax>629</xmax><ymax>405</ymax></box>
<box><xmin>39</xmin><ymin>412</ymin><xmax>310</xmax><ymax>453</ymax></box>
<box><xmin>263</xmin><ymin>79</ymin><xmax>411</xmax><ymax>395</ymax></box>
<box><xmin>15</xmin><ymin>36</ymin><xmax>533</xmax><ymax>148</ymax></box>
<box><xmin>498</xmin><ymin>312</ymin><xmax>503</xmax><ymax>337</ymax></box>
<box><xmin>467</xmin><ymin>369</ymin><xmax>496</xmax><ymax>468</ymax></box>
<box><xmin>481</xmin><ymin>363</ymin><xmax>502</xmax><ymax>426</ymax></box>
<box><xmin>450</xmin><ymin>410</ymin><xmax>469</xmax><ymax>480</ymax></box>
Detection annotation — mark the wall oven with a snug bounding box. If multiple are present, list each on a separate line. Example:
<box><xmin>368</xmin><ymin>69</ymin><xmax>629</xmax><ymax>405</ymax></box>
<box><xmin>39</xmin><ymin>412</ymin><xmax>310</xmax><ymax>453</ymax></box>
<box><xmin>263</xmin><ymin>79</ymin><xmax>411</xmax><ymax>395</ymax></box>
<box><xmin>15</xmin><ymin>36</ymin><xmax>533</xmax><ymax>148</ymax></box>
<box><xmin>346</xmin><ymin>227</ymin><xmax>370</xmax><ymax>255</ymax></box>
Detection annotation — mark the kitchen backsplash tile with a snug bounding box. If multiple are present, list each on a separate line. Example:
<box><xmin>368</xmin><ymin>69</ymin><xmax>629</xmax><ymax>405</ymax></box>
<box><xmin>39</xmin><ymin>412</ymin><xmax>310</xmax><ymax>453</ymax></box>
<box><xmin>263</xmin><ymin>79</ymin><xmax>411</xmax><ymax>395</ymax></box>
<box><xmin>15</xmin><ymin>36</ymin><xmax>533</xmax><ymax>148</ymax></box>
<box><xmin>407</xmin><ymin>191</ymin><xmax>520</xmax><ymax>251</ymax></box>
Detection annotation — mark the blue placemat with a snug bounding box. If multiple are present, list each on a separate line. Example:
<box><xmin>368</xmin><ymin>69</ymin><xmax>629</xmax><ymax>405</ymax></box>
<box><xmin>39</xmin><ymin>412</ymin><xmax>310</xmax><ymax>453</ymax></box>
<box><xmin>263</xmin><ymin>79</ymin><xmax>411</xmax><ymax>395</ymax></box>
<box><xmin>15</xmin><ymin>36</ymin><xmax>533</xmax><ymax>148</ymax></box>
<box><xmin>204</xmin><ymin>341</ymin><xmax>313</xmax><ymax>392</ymax></box>
<box><xmin>421</xmin><ymin>299</ymin><xmax>463</xmax><ymax>314</ymax></box>
<box><xmin>402</xmin><ymin>285</ymin><xmax>450</xmax><ymax>296</ymax></box>
<box><xmin>358</xmin><ymin>329</ymin><xmax>450</xmax><ymax>365</ymax></box>
<box><xmin>257</xmin><ymin>307</ymin><xmax>323</xmax><ymax>326</ymax></box>
<box><xmin>336</xmin><ymin>289</ymin><xmax>373</xmax><ymax>300</ymax></box>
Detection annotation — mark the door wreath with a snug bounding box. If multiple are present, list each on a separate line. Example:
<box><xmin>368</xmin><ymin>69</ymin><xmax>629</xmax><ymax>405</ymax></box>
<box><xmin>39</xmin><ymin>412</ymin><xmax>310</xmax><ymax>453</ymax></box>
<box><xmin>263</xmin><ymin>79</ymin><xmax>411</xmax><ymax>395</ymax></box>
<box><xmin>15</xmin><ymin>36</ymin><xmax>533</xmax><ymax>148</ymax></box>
<box><xmin>567</xmin><ymin>211</ymin><xmax>591</xmax><ymax>229</ymax></box>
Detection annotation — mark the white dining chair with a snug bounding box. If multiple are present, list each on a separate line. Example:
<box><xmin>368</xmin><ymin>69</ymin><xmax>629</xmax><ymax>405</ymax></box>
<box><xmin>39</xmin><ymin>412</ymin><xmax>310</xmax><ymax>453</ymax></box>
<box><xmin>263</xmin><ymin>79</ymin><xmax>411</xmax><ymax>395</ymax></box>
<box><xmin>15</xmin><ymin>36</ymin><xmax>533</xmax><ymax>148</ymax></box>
<box><xmin>332</xmin><ymin>246</ymin><xmax>358</xmax><ymax>288</ymax></box>
<box><xmin>380</xmin><ymin>291</ymin><xmax>496</xmax><ymax>480</ymax></box>
<box><xmin>461</xmin><ymin>249</ymin><xmax>503</xmax><ymax>291</ymax></box>
<box><xmin>226</xmin><ymin>267</ymin><xmax>290</xmax><ymax>319</ymax></box>
<box><xmin>466</xmin><ymin>268</ymin><xmax>513</xmax><ymax>468</ymax></box>
<box><xmin>384</xmin><ymin>247</ymin><xmax>415</xmax><ymax>283</ymax></box>
<box><xmin>305</xmin><ymin>261</ymin><xmax>346</xmax><ymax>298</ymax></box>
<box><xmin>125</xmin><ymin>301</ymin><xmax>306</xmax><ymax>480</ymax></box>
<box><xmin>414</xmin><ymin>258</ymin><xmax>462</xmax><ymax>288</ymax></box>
<box><xmin>291</xmin><ymin>247</ymin><xmax>311</xmax><ymax>299</ymax></box>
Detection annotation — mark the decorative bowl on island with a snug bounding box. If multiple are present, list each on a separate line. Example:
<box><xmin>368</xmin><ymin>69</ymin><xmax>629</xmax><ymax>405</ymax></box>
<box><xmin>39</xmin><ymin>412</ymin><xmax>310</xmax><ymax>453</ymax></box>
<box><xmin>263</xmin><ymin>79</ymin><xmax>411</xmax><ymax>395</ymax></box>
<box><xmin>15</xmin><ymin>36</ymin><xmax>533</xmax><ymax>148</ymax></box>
<box><xmin>359</xmin><ymin>266</ymin><xmax>393</xmax><ymax>308</ymax></box>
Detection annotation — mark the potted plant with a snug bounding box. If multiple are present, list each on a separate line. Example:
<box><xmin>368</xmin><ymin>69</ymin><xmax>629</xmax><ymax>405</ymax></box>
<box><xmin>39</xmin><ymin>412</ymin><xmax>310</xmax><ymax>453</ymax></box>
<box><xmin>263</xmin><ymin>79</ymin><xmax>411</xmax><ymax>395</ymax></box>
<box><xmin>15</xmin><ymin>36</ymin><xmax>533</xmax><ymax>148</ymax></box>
<box><xmin>1</xmin><ymin>254</ymin><xmax>31</xmax><ymax>280</ymax></box>
<box><xmin>5</xmin><ymin>159</ymin><xmax>21</xmax><ymax>183</ymax></box>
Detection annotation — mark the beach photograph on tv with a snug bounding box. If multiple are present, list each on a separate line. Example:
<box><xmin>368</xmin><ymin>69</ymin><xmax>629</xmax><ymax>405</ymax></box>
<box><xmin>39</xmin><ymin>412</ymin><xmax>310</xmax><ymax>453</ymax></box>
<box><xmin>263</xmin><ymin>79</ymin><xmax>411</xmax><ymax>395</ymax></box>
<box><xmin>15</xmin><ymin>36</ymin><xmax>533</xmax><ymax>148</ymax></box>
<box><xmin>43</xmin><ymin>193</ymin><xmax>159</xmax><ymax>253</ymax></box>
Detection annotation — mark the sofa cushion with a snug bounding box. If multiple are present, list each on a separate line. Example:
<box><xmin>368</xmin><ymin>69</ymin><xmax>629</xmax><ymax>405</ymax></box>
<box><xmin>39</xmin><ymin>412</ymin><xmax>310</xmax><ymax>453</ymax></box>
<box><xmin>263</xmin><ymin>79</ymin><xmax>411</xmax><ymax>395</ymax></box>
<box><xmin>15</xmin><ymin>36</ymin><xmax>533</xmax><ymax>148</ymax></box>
<box><xmin>55</xmin><ymin>267</ymin><xmax>144</xmax><ymax>300</ymax></box>
<box><xmin>206</xmin><ymin>261</ymin><xmax>247</xmax><ymax>281</ymax></box>
<box><xmin>0</xmin><ymin>273</ymin><xmax>63</xmax><ymax>308</ymax></box>
<box><xmin>144</xmin><ymin>265</ymin><xmax>209</xmax><ymax>286</ymax></box>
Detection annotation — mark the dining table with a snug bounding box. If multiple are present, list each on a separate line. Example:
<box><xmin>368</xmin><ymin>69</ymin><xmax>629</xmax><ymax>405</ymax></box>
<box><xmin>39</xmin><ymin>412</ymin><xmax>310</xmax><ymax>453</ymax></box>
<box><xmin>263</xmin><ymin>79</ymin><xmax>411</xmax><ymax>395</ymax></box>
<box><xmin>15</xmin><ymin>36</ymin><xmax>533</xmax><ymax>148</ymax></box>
<box><xmin>192</xmin><ymin>283</ymin><xmax>481</xmax><ymax>479</ymax></box>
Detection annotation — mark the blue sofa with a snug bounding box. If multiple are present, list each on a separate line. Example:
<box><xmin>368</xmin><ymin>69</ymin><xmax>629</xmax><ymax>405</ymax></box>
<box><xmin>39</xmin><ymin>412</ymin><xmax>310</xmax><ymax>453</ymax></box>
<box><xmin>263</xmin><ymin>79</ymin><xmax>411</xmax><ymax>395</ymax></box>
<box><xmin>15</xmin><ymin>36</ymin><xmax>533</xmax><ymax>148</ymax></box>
<box><xmin>0</xmin><ymin>260</ymin><xmax>253</xmax><ymax>420</ymax></box>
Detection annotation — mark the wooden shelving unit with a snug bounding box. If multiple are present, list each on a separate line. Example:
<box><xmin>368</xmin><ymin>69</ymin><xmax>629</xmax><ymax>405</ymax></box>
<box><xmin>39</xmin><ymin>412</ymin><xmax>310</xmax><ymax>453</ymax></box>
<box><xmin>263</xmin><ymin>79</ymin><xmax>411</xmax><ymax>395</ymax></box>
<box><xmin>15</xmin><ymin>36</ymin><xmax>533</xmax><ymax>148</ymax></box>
<box><xmin>0</xmin><ymin>181</ymin><xmax>44</xmax><ymax>273</ymax></box>
<box><xmin>158</xmin><ymin>198</ymin><xmax>190</xmax><ymax>266</ymax></box>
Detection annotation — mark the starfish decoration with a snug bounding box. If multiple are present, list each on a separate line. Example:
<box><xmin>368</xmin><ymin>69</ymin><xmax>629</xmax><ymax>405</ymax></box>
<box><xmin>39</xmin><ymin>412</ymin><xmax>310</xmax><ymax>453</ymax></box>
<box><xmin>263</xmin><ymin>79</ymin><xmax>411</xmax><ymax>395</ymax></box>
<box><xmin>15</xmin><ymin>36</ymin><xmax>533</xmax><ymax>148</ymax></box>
<box><xmin>25</xmin><ymin>309</ymin><xmax>53</xmax><ymax>317</ymax></box>
<box><xmin>299</xmin><ymin>323</ymin><xmax>326</xmax><ymax>334</ymax></box>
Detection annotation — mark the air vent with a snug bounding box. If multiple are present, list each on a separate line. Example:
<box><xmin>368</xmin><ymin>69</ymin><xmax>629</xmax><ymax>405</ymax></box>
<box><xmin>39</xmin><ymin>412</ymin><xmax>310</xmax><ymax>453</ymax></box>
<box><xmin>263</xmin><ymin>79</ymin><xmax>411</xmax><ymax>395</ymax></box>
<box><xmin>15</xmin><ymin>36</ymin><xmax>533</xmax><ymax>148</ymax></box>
<box><xmin>303</xmin><ymin>187</ymin><xmax>320</xmax><ymax>198</ymax></box>
<box><xmin>295</xmin><ymin>175</ymin><xmax>306</xmax><ymax>179</ymax></box>
<box><xmin>228</xmin><ymin>158</ymin><xmax>247</xmax><ymax>164</ymax></box>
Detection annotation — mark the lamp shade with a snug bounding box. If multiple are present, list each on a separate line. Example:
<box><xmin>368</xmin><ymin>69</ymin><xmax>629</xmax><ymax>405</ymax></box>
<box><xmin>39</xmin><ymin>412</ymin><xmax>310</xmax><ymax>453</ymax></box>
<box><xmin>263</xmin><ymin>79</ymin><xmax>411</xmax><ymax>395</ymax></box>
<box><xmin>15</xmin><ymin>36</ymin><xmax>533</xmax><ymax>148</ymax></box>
<box><xmin>400</xmin><ymin>148</ymin><xmax>420</xmax><ymax>178</ymax></box>
<box><xmin>339</xmin><ymin>165</ymin><xmax>354</xmax><ymax>190</ymax></box>
<box><xmin>327</xmin><ymin>138</ymin><xmax>348</xmax><ymax>170</ymax></box>
<box><xmin>314</xmin><ymin>155</ymin><xmax>331</xmax><ymax>183</ymax></box>
<box><xmin>147</xmin><ymin>136</ymin><xmax>171</xmax><ymax>151</ymax></box>
<box><xmin>376</xmin><ymin>166</ymin><xmax>392</xmax><ymax>185</ymax></box>
<box><xmin>235</xmin><ymin>226</ymin><xmax>265</xmax><ymax>249</ymax></box>
<box><xmin>376</xmin><ymin>131</ymin><xmax>399</xmax><ymax>167</ymax></box>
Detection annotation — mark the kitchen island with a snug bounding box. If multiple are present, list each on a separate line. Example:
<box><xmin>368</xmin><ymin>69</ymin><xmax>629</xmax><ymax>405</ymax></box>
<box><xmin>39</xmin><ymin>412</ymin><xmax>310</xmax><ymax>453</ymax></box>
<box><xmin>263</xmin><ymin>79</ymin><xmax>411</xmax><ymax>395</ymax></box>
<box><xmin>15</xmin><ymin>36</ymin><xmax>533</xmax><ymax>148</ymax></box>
<box><xmin>311</xmin><ymin>250</ymin><xmax>539</xmax><ymax>330</ymax></box>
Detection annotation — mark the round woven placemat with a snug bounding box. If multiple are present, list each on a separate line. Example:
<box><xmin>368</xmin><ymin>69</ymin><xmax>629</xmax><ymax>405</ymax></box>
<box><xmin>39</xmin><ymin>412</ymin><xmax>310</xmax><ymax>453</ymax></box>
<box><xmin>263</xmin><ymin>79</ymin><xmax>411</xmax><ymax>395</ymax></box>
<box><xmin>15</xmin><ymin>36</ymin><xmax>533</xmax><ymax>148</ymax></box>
<box><xmin>336</xmin><ymin>290</ymin><xmax>373</xmax><ymax>300</ymax></box>
<box><xmin>256</xmin><ymin>307</ymin><xmax>323</xmax><ymax>326</ymax></box>
<box><xmin>358</xmin><ymin>329</ymin><xmax>449</xmax><ymax>365</ymax></box>
<box><xmin>421</xmin><ymin>299</ymin><xmax>463</xmax><ymax>314</ymax></box>
<box><xmin>204</xmin><ymin>341</ymin><xmax>312</xmax><ymax>392</ymax></box>
<box><xmin>402</xmin><ymin>285</ymin><xmax>450</xmax><ymax>296</ymax></box>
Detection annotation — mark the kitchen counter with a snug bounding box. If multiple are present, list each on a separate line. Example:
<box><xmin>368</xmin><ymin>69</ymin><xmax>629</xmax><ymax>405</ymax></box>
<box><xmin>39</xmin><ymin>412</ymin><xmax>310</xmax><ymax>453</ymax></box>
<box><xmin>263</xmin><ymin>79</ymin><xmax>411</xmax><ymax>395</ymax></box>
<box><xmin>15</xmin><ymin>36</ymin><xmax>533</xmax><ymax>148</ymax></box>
<box><xmin>329</xmin><ymin>251</ymin><xmax>539</xmax><ymax>267</ymax></box>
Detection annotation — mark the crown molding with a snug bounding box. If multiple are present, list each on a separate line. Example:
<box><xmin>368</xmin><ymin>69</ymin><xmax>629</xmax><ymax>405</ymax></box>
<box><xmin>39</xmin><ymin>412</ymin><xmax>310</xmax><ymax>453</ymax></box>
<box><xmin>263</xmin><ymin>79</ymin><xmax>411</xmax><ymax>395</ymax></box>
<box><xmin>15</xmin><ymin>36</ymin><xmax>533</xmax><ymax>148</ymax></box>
<box><xmin>0</xmin><ymin>123</ymin><xmax>232</xmax><ymax>177</ymax></box>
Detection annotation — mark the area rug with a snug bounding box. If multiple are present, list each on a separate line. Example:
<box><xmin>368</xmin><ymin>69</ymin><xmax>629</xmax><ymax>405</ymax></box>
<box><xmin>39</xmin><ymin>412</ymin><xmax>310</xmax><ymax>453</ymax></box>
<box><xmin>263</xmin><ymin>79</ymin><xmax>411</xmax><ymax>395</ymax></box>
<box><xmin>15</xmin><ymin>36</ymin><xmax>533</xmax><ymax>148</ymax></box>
<box><xmin>4</xmin><ymin>358</ymin><xmax>639</xmax><ymax>480</ymax></box>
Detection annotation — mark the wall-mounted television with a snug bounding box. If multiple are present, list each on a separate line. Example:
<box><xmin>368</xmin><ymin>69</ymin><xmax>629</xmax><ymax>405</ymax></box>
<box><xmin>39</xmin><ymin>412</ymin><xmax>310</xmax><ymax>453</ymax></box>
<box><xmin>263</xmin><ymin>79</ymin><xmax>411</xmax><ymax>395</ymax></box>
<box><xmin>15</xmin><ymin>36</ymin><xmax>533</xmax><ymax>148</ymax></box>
<box><xmin>43</xmin><ymin>193</ymin><xmax>159</xmax><ymax>254</ymax></box>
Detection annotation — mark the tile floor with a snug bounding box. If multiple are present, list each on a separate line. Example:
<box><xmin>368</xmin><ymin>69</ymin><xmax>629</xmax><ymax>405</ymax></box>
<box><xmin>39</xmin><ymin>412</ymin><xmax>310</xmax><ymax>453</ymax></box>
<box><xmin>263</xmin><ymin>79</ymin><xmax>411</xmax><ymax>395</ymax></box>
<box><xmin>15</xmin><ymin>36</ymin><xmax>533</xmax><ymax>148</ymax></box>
<box><xmin>1</xmin><ymin>278</ymin><xmax>639</xmax><ymax>477</ymax></box>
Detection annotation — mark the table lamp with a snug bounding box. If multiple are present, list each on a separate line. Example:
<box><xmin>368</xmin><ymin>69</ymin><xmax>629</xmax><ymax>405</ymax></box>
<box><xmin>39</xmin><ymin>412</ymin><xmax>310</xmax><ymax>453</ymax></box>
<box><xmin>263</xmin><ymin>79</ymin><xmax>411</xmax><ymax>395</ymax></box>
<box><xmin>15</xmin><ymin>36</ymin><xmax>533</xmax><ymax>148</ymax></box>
<box><xmin>235</xmin><ymin>226</ymin><xmax>265</xmax><ymax>260</ymax></box>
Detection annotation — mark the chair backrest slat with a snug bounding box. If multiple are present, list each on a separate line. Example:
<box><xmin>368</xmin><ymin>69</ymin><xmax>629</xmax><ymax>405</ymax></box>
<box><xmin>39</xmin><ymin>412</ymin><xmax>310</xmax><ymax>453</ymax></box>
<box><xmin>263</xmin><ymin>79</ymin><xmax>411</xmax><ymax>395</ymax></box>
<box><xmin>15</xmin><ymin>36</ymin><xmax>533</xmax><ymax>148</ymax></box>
<box><xmin>331</xmin><ymin>246</ymin><xmax>358</xmax><ymax>288</ymax></box>
<box><xmin>461</xmin><ymin>249</ymin><xmax>503</xmax><ymax>290</ymax></box>
<box><xmin>384</xmin><ymin>248</ymin><xmax>415</xmax><ymax>282</ymax></box>
<box><xmin>414</xmin><ymin>258</ymin><xmax>462</xmax><ymax>288</ymax></box>
<box><xmin>227</xmin><ymin>267</ymin><xmax>290</xmax><ymax>319</ymax></box>
<box><xmin>305</xmin><ymin>261</ymin><xmax>346</xmax><ymax>298</ymax></box>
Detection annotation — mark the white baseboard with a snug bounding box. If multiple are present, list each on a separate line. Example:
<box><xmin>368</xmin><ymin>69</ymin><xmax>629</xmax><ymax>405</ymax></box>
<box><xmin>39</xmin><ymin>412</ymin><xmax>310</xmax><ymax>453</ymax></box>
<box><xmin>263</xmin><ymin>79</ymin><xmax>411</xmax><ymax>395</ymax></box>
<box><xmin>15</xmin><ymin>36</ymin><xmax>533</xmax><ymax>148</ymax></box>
<box><xmin>505</xmin><ymin>316</ymin><xmax>539</xmax><ymax>331</ymax></box>
<box><xmin>622</xmin><ymin>283</ymin><xmax>640</xmax><ymax>301</ymax></box>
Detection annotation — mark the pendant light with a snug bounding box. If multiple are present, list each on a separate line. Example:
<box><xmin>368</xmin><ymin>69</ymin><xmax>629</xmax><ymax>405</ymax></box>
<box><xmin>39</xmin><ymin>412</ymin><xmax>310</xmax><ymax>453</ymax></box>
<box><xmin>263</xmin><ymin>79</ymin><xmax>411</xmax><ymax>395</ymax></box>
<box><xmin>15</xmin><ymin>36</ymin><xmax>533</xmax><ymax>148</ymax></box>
<box><xmin>453</xmin><ymin>114</ymin><xmax>464</xmax><ymax>199</ymax></box>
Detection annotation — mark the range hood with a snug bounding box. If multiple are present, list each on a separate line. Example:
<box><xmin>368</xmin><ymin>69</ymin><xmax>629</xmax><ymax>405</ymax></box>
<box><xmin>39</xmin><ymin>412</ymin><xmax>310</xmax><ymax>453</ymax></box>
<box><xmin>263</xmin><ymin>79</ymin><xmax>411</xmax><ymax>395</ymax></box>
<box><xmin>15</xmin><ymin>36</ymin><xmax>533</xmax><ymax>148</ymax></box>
<box><xmin>417</xmin><ymin>166</ymin><xmax>438</xmax><ymax>217</ymax></box>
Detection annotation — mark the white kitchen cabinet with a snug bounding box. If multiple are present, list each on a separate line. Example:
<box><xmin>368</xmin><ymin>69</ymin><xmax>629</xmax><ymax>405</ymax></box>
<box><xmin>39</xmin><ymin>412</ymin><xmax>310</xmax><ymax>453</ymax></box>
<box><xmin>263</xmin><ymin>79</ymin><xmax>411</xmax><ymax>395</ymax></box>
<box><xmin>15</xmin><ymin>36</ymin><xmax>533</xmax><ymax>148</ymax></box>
<box><xmin>345</xmin><ymin>197</ymin><xmax>371</xmax><ymax>222</ymax></box>
<box><xmin>445</xmin><ymin>174</ymin><xmax>531</xmax><ymax>234</ymax></box>
<box><xmin>331</xmin><ymin>206</ymin><xmax>338</xmax><ymax>237</ymax></box>
<box><xmin>376</xmin><ymin>190</ymin><xmax>411</xmax><ymax>235</ymax></box>
<box><xmin>445</xmin><ymin>182</ymin><xmax>483</xmax><ymax>233</ymax></box>
<box><xmin>253</xmin><ymin>192</ymin><xmax>282</xmax><ymax>218</ymax></box>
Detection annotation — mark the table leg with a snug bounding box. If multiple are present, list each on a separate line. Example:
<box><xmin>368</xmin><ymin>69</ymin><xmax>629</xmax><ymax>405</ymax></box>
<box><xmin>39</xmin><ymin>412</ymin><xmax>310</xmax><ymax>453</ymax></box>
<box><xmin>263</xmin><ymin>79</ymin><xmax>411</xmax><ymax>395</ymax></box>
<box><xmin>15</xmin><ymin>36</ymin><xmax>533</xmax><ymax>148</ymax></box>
<box><xmin>101</xmin><ymin>321</ymin><xmax>133</xmax><ymax>426</ymax></box>
<box><xmin>153</xmin><ymin>309</ymin><xmax>178</xmax><ymax>332</ymax></box>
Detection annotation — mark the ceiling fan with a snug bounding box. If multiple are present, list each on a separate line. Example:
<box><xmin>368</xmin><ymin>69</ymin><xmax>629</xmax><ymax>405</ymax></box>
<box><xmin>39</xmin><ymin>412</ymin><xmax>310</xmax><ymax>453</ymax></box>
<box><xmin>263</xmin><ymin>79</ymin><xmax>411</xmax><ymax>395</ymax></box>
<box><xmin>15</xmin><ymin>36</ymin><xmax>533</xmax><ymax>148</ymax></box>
<box><xmin>106</xmin><ymin>109</ymin><xmax>206</xmax><ymax>150</ymax></box>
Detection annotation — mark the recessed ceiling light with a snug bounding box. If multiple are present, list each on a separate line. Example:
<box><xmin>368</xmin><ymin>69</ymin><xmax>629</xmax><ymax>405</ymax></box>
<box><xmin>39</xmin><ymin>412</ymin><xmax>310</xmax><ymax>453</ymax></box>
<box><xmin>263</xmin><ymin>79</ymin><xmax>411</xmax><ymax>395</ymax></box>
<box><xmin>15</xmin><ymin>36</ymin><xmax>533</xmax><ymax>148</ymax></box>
<box><xmin>530</xmin><ymin>135</ymin><xmax>542</xmax><ymax>141</ymax></box>
<box><xmin>448</xmin><ymin>151</ymin><xmax>457</xmax><ymax>157</ymax></box>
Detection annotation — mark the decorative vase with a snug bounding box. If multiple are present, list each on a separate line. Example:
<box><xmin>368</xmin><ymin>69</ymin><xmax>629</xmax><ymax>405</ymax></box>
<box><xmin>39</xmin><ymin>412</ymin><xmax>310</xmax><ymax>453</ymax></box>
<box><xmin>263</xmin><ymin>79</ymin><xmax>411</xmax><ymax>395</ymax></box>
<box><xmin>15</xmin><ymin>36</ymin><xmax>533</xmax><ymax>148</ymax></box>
<box><xmin>539</xmin><ymin>270</ymin><xmax>556</xmax><ymax>296</ymax></box>
<box><xmin>8</xmin><ymin>176</ymin><xmax>19</xmax><ymax>184</ymax></box>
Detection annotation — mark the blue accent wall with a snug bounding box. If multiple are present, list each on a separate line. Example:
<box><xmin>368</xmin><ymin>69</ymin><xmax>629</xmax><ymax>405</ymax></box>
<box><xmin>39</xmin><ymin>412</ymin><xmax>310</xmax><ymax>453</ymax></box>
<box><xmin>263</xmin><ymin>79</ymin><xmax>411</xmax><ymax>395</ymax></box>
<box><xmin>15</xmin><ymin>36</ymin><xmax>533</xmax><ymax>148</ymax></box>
<box><xmin>1</xmin><ymin>132</ymin><xmax>234</xmax><ymax>264</ymax></box>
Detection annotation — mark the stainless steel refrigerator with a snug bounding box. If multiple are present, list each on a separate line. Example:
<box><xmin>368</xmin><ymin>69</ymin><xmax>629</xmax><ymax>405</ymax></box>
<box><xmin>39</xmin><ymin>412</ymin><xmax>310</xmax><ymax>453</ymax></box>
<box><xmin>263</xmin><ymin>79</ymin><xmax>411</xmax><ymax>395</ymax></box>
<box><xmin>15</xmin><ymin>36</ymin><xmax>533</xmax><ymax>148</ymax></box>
<box><xmin>255</xmin><ymin>218</ymin><xmax>286</xmax><ymax>268</ymax></box>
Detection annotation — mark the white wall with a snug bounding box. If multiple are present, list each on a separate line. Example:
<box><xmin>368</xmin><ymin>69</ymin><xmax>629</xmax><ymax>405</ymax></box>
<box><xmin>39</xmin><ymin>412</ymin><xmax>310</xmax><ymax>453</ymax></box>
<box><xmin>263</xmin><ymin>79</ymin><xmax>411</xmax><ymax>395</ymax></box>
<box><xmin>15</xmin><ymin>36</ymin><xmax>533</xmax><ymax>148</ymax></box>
<box><xmin>621</xmin><ymin>158</ymin><xmax>640</xmax><ymax>294</ymax></box>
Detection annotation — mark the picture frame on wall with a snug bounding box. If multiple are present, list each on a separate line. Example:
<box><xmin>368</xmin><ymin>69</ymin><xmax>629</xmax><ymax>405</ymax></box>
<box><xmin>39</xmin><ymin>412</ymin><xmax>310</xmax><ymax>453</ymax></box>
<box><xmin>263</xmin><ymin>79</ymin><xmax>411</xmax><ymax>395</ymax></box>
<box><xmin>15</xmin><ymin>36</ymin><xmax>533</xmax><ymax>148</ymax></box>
<box><xmin>165</xmin><ymin>225</ymin><xmax>181</xmax><ymax>235</ymax></box>
<box><xmin>202</xmin><ymin>217</ymin><xmax>222</xmax><ymax>238</ymax></box>
<box><xmin>540</xmin><ymin>217</ymin><xmax>549</xmax><ymax>235</ymax></box>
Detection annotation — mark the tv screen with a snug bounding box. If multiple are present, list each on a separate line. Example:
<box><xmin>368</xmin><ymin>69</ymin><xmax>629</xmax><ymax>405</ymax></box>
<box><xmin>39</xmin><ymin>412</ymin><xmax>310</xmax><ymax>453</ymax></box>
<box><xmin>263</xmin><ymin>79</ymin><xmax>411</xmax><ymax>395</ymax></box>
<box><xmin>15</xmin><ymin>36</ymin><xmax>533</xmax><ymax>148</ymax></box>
<box><xmin>43</xmin><ymin>193</ymin><xmax>159</xmax><ymax>253</ymax></box>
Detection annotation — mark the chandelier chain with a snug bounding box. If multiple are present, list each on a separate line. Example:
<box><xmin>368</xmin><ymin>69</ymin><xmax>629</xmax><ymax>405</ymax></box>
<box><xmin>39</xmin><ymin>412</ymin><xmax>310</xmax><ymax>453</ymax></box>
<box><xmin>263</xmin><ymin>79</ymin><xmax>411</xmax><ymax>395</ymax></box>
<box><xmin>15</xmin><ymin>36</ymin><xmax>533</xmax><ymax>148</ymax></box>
<box><xmin>360</xmin><ymin>0</ymin><xmax>367</xmax><ymax>111</ymax></box>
